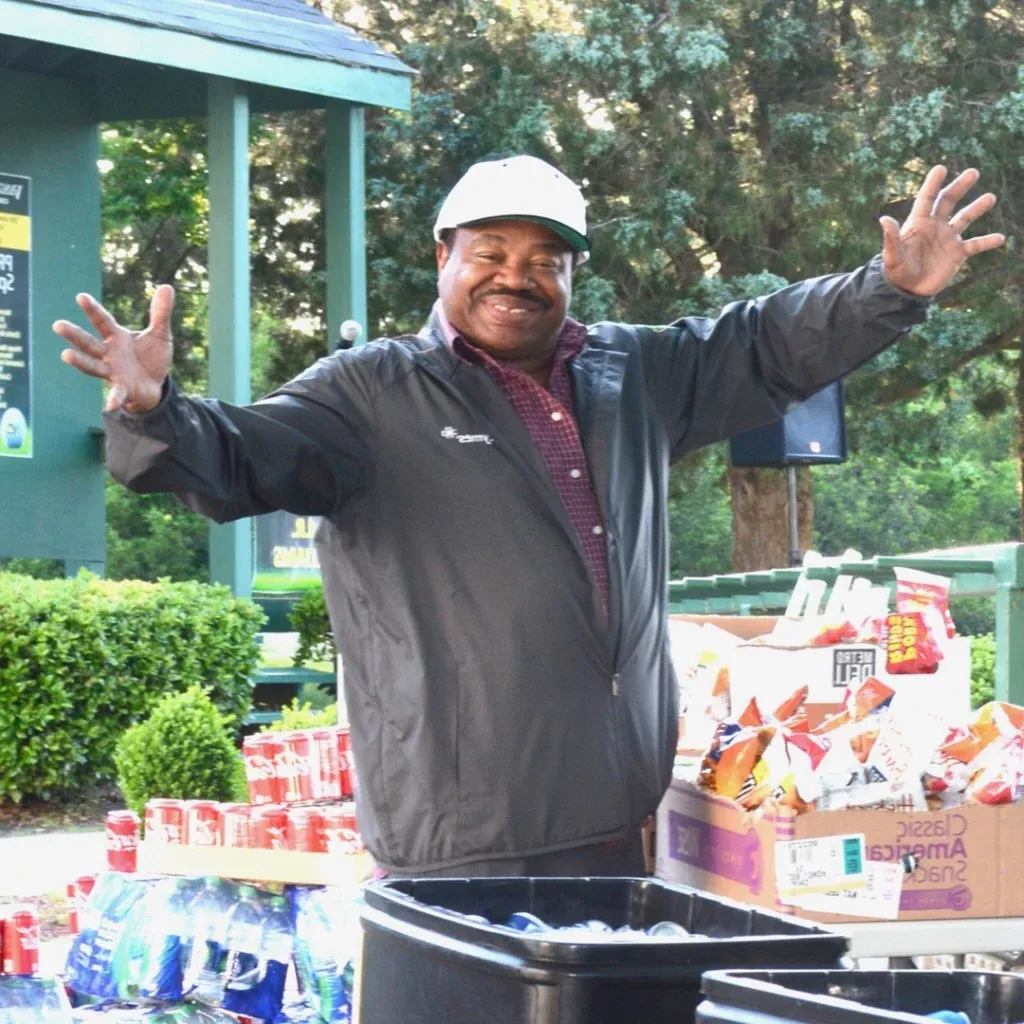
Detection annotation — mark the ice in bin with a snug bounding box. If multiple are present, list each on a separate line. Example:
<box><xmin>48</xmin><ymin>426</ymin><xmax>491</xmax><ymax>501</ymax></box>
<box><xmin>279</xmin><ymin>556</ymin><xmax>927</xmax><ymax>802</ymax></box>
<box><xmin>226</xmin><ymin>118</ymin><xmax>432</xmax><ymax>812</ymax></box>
<box><xmin>358</xmin><ymin>877</ymin><xmax>850</xmax><ymax>1024</ymax></box>
<box><xmin>698</xmin><ymin>970</ymin><xmax>1024</xmax><ymax>1024</ymax></box>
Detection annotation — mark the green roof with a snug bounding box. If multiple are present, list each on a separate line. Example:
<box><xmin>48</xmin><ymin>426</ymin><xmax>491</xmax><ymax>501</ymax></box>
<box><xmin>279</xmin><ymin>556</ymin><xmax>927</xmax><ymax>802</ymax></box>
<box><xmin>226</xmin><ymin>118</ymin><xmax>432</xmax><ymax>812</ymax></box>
<box><xmin>1</xmin><ymin>0</ymin><xmax>414</xmax><ymax>110</ymax></box>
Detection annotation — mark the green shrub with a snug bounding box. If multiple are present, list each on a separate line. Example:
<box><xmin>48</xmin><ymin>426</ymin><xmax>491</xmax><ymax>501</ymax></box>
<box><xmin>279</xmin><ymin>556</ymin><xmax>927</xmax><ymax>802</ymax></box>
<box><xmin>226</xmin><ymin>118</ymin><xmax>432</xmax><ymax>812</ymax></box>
<box><xmin>115</xmin><ymin>685</ymin><xmax>250</xmax><ymax>820</ymax></box>
<box><xmin>261</xmin><ymin>699</ymin><xmax>339</xmax><ymax>732</ymax></box>
<box><xmin>289</xmin><ymin>587</ymin><xmax>336</xmax><ymax>667</ymax></box>
<box><xmin>0</xmin><ymin>572</ymin><xmax>265</xmax><ymax>802</ymax></box>
<box><xmin>971</xmin><ymin>633</ymin><xmax>997</xmax><ymax>709</ymax></box>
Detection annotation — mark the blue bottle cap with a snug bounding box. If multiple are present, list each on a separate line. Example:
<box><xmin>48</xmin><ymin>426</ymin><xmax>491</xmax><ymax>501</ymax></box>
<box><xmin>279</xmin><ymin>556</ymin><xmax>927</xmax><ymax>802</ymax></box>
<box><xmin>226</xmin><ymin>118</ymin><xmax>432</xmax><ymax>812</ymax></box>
<box><xmin>504</xmin><ymin>912</ymin><xmax>547</xmax><ymax>933</ymax></box>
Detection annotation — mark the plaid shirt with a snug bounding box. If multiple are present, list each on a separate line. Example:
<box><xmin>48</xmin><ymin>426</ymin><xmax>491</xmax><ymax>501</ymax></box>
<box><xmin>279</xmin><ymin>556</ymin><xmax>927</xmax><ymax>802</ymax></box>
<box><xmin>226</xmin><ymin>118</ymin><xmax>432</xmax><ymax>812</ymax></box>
<box><xmin>434</xmin><ymin>301</ymin><xmax>610</xmax><ymax>618</ymax></box>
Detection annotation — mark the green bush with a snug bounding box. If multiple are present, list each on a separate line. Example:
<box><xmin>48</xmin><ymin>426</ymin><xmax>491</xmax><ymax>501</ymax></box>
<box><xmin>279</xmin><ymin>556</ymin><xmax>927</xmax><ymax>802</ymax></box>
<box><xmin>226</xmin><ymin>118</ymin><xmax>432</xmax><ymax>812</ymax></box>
<box><xmin>0</xmin><ymin>572</ymin><xmax>265</xmax><ymax>802</ymax></box>
<box><xmin>289</xmin><ymin>587</ymin><xmax>336</xmax><ymax>667</ymax></box>
<box><xmin>971</xmin><ymin>633</ymin><xmax>997</xmax><ymax>709</ymax></box>
<box><xmin>261</xmin><ymin>699</ymin><xmax>339</xmax><ymax>732</ymax></box>
<box><xmin>115</xmin><ymin>685</ymin><xmax>249</xmax><ymax>820</ymax></box>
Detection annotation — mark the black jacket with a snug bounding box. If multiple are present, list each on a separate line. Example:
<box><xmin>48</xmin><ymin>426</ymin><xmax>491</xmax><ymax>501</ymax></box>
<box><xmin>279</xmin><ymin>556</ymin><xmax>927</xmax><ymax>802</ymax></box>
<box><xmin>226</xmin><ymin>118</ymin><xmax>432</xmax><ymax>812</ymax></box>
<box><xmin>105</xmin><ymin>256</ymin><xmax>928</xmax><ymax>872</ymax></box>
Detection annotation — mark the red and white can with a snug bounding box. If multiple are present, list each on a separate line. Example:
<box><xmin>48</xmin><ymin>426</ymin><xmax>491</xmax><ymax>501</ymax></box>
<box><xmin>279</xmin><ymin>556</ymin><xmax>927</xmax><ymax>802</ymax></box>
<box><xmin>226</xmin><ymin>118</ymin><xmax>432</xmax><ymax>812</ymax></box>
<box><xmin>337</xmin><ymin>728</ymin><xmax>356</xmax><ymax>799</ymax></box>
<box><xmin>185</xmin><ymin>800</ymin><xmax>222</xmax><ymax>847</ymax></box>
<box><xmin>145</xmin><ymin>799</ymin><xmax>186</xmax><ymax>845</ymax></box>
<box><xmin>220</xmin><ymin>803</ymin><xmax>254</xmax><ymax>848</ymax></box>
<box><xmin>2</xmin><ymin>907</ymin><xmax>39</xmax><ymax>975</ymax></box>
<box><xmin>244</xmin><ymin>734</ymin><xmax>283</xmax><ymax>805</ymax></box>
<box><xmin>252</xmin><ymin>805</ymin><xmax>289</xmax><ymax>850</ymax></box>
<box><xmin>105</xmin><ymin>809</ymin><xmax>140</xmax><ymax>872</ymax></box>
<box><xmin>277</xmin><ymin>731</ymin><xmax>315</xmax><ymax>803</ymax></box>
<box><xmin>286</xmin><ymin>805</ymin><xmax>326</xmax><ymax>852</ymax></box>
<box><xmin>310</xmin><ymin>728</ymin><xmax>341</xmax><ymax>801</ymax></box>
<box><xmin>66</xmin><ymin>875</ymin><xmax>97</xmax><ymax>936</ymax></box>
<box><xmin>321</xmin><ymin>803</ymin><xmax>364</xmax><ymax>855</ymax></box>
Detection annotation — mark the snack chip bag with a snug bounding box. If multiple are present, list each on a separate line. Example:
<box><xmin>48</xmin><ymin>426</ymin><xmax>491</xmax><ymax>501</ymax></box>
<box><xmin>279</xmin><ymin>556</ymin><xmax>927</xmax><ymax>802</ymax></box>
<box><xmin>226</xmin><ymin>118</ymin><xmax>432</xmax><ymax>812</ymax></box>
<box><xmin>883</xmin><ymin>611</ymin><xmax>942</xmax><ymax>675</ymax></box>
<box><xmin>894</xmin><ymin>567</ymin><xmax>955</xmax><ymax>639</ymax></box>
<box><xmin>773</xmin><ymin>686</ymin><xmax>809</xmax><ymax>722</ymax></box>
<box><xmin>714</xmin><ymin>725</ymin><xmax>776</xmax><ymax>800</ymax></box>
<box><xmin>814</xmin><ymin>677</ymin><xmax>895</xmax><ymax>736</ymax></box>
<box><xmin>942</xmin><ymin>702</ymin><xmax>1024</xmax><ymax>764</ymax></box>
<box><xmin>965</xmin><ymin>731</ymin><xmax>1024</xmax><ymax>805</ymax></box>
<box><xmin>809</xmin><ymin>619</ymin><xmax>858</xmax><ymax>647</ymax></box>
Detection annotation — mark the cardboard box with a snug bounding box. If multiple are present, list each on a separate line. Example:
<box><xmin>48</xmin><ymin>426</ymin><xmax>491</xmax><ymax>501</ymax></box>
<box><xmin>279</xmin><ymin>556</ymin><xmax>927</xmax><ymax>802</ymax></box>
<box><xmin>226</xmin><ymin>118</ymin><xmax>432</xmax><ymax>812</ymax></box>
<box><xmin>139</xmin><ymin>840</ymin><xmax>373</xmax><ymax>886</ymax></box>
<box><xmin>656</xmin><ymin>777</ymin><xmax>1024</xmax><ymax>923</ymax></box>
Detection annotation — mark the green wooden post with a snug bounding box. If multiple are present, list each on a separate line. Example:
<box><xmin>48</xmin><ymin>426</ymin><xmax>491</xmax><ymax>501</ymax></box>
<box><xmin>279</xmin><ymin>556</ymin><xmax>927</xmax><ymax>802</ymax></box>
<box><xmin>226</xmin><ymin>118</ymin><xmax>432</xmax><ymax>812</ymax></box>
<box><xmin>995</xmin><ymin>579</ymin><xmax>1024</xmax><ymax>704</ymax></box>
<box><xmin>207</xmin><ymin>76</ymin><xmax>252</xmax><ymax>597</ymax></box>
<box><xmin>325</xmin><ymin>101</ymin><xmax>367</xmax><ymax>349</ymax></box>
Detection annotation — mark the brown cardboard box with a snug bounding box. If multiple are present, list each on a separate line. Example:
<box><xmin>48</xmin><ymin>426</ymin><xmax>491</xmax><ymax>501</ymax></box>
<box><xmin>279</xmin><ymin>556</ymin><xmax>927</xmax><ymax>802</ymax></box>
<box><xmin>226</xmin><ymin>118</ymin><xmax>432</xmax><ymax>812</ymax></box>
<box><xmin>656</xmin><ymin>777</ymin><xmax>1024</xmax><ymax>924</ymax></box>
<box><xmin>139</xmin><ymin>840</ymin><xmax>373</xmax><ymax>886</ymax></box>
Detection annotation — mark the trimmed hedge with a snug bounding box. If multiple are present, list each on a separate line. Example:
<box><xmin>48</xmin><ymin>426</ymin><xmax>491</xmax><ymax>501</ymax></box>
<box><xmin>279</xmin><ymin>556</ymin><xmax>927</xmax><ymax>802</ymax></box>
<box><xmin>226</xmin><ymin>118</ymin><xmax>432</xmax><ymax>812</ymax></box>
<box><xmin>0</xmin><ymin>572</ymin><xmax>265</xmax><ymax>802</ymax></box>
<box><xmin>116</xmin><ymin>685</ymin><xmax>250</xmax><ymax>820</ymax></box>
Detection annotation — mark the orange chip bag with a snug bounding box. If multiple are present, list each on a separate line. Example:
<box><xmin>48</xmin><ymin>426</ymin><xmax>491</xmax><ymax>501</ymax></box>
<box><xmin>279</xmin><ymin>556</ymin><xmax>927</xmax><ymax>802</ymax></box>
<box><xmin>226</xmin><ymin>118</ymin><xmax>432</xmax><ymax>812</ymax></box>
<box><xmin>773</xmin><ymin>686</ymin><xmax>809</xmax><ymax>723</ymax></box>
<box><xmin>715</xmin><ymin>725</ymin><xmax>776</xmax><ymax>800</ymax></box>
<box><xmin>942</xmin><ymin>702</ymin><xmax>1024</xmax><ymax>764</ymax></box>
<box><xmin>737</xmin><ymin>698</ymin><xmax>764</xmax><ymax>729</ymax></box>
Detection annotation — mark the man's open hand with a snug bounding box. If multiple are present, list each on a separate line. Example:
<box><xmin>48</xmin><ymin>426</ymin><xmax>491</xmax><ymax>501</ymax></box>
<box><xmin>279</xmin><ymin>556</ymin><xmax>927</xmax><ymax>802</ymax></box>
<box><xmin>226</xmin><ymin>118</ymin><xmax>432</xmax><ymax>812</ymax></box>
<box><xmin>880</xmin><ymin>165</ymin><xmax>1005</xmax><ymax>298</ymax></box>
<box><xmin>53</xmin><ymin>286</ymin><xmax>175</xmax><ymax>414</ymax></box>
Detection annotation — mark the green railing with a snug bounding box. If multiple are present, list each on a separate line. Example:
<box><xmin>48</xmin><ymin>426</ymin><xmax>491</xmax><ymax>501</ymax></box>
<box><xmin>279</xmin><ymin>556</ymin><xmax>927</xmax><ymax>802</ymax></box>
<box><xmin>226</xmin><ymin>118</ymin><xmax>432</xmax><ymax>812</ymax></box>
<box><xmin>249</xmin><ymin>594</ymin><xmax>335</xmax><ymax>726</ymax></box>
<box><xmin>667</xmin><ymin>542</ymin><xmax>1024</xmax><ymax>704</ymax></box>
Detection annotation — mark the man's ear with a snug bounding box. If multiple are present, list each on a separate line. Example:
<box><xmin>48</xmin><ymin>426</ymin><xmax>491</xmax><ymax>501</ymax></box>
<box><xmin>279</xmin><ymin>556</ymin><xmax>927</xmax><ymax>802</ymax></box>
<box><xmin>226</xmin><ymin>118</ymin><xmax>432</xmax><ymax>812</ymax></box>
<box><xmin>436</xmin><ymin>240</ymin><xmax>451</xmax><ymax>272</ymax></box>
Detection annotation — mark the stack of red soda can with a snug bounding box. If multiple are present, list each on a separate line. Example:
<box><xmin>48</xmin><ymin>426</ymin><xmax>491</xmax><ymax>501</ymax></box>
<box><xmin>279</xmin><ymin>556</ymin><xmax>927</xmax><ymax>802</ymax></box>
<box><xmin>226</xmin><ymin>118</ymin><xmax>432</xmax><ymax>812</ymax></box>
<box><xmin>0</xmin><ymin>906</ymin><xmax>40</xmax><ymax>975</ymax></box>
<box><xmin>140</xmin><ymin>796</ymin><xmax>363</xmax><ymax>855</ymax></box>
<box><xmin>243</xmin><ymin>726</ymin><xmax>356</xmax><ymax>805</ymax></box>
<box><xmin>131</xmin><ymin>727</ymin><xmax>364</xmax><ymax>855</ymax></box>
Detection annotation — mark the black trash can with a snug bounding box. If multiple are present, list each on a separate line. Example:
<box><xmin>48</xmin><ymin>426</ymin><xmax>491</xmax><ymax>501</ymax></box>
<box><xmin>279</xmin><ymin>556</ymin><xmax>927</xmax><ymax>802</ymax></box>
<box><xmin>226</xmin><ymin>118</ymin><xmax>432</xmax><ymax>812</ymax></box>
<box><xmin>697</xmin><ymin>969</ymin><xmax>1024</xmax><ymax>1024</ymax></box>
<box><xmin>357</xmin><ymin>877</ymin><xmax>849</xmax><ymax>1024</ymax></box>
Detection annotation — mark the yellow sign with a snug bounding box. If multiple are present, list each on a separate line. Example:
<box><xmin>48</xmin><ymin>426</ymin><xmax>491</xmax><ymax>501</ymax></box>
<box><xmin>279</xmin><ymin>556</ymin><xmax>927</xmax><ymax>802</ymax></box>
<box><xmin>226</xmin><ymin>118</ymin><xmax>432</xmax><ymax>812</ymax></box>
<box><xmin>0</xmin><ymin>213</ymin><xmax>29</xmax><ymax>252</ymax></box>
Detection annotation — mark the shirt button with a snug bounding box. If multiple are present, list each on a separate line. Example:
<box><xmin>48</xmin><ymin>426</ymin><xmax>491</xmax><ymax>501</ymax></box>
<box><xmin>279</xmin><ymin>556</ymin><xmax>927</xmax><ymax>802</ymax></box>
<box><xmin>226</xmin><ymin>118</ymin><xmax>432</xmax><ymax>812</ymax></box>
<box><xmin>569</xmin><ymin>469</ymin><xmax>582</xmax><ymax>479</ymax></box>
<box><xmin>551</xmin><ymin>411</ymin><xmax>563</xmax><ymax>422</ymax></box>
<box><xmin>592</xmin><ymin>525</ymin><xmax>604</xmax><ymax>536</ymax></box>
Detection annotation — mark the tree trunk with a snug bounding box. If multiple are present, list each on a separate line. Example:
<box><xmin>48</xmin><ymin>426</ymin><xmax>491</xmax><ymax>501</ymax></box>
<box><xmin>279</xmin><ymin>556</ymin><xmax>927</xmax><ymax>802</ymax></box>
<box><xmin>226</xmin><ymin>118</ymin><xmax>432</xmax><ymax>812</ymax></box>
<box><xmin>730</xmin><ymin>465</ymin><xmax>814</xmax><ymax>572</ymax></box>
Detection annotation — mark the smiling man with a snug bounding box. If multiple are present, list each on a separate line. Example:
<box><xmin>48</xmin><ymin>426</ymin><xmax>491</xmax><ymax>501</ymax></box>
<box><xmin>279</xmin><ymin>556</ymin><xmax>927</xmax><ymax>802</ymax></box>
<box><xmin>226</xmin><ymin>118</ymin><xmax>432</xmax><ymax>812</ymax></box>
<box><xmin>54</xmin><ymin>155</ymin><xmax>1004</xmax><ymax>878</ymax></box>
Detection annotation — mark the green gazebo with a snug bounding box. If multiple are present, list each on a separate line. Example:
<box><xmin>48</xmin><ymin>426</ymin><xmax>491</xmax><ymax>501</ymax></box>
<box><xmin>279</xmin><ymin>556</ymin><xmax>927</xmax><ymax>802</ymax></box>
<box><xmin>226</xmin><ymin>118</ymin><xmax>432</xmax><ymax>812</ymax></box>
<box><xmin>0</xmin><ymin>0</ymin><xmax>413</xmax><ymax>595</ymax></box>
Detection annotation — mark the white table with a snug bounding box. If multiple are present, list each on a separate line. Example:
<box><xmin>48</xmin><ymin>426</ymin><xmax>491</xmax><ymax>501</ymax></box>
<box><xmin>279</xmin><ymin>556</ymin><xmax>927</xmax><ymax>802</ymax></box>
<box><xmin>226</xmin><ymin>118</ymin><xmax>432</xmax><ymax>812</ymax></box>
<box><xmin>838</xmin><ymin>918</ymin><xmax>1024</xmax><ymax>958</ymax></box>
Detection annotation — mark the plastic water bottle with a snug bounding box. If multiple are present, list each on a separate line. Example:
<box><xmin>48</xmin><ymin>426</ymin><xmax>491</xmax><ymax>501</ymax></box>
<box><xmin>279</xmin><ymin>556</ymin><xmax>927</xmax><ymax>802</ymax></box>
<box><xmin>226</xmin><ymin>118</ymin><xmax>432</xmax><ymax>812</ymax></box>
<box><xmin>184</xmin><ymin>876</ymin><xmax>238</xmax><ymax>1003</ymax></box>
<box><xmin>261</xmin><ymin>895</ymin><xmax>294</xmax><ymax>969</ymax></box>
<box><xmin>292</xmin><ymin>888</ymin><xmax>345</xmax><ymax>1021</ymax></box>
<box><xmin>216</xmin><ymin>885</ymin><xmax>265</xmax><ymax>999</ymax></box>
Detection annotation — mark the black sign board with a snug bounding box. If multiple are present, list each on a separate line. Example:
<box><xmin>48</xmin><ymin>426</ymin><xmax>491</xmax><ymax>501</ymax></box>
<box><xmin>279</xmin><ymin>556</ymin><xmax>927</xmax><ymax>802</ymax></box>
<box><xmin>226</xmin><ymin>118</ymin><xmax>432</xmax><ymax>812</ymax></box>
<box><xmin>0</xmin><ymin>172</ymin><xmax>31</xmax><ymax>458</ymax></box>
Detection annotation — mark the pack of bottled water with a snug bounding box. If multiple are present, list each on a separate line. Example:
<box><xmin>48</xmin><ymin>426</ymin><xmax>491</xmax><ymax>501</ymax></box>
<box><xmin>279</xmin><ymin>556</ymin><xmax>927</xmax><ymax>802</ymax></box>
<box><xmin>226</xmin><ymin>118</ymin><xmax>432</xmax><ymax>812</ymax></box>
<box><xmin>289</xmin><ymin>886</ymin><xmax>361</xmax><ymax>1023</ymax></box>
<box><xmin>0</xmin><ymin>976</ymin><xmax>75</xmax><ymax>1024</ymax></box>
<box><xmin>65</xmin><ymin>873</ymin><xmax>294</xmax><ymax>1021</ymax></box>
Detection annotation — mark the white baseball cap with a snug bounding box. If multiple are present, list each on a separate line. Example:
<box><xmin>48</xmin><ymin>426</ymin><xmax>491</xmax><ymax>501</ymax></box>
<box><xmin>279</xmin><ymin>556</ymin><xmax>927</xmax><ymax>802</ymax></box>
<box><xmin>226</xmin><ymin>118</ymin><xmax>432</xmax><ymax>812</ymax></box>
<box><xmin>433</xmin><ymin>155</ymin><xmax>590</xmax><ymax>263</ymax></box>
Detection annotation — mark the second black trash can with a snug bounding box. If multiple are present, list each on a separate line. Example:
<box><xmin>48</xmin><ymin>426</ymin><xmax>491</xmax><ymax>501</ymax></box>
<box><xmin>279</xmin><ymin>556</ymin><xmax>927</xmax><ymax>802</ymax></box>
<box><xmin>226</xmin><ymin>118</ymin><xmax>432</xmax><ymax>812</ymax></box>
<box><xmin>697</xmin><ymin>969</ymin><xmax>1024</xmax><ymax>1024</ymax></box>
<box><xmin>357</xmin><ymin>877</ymin><xmax>849</xmax><ymax>1024</ymax></box>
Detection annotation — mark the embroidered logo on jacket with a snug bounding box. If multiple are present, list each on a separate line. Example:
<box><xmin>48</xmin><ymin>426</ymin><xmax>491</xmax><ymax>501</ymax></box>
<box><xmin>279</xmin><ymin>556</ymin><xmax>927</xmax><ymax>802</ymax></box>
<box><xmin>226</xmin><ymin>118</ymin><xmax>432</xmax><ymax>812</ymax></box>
<box><xmin>440</xmin><ymin>425</ymin><xmax>494</xmax><ymax>445</ymax></box>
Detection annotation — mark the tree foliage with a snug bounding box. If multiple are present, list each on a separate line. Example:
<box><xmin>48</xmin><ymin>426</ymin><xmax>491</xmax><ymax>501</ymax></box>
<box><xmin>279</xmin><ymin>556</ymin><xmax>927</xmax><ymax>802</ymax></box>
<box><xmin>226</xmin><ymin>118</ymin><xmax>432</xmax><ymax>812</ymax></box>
<box><xmin>96</xmin><ymin>0</ymin><xmax>1024</xmax><ymax>582</ymax></box>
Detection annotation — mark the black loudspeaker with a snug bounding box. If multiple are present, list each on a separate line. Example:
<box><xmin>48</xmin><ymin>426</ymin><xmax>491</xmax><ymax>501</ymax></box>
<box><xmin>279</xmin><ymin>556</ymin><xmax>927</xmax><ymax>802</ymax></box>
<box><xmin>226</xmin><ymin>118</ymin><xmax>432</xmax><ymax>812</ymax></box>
<box><xmin>729</xmin><ymin>381</ymin><xmax>847</xmax><ymax>468</ymax></box>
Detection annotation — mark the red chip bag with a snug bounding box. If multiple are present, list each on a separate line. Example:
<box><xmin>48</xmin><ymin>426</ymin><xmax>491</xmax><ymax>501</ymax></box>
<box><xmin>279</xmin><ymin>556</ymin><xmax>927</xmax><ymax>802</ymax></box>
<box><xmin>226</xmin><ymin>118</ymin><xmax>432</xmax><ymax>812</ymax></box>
<box><xmin>894</xmin><ymin>567</ymin><xmax>955</xmax><ymax>639</ymax></box>
<box><xmin>809</xmin><ymin>619</ymin><xmax>859</xmax><ymax>647</ymax></box>
<box><xmin>883</xmin><ymin>612</ymin><xmax>941</xmax><ymax>674</ymax></box>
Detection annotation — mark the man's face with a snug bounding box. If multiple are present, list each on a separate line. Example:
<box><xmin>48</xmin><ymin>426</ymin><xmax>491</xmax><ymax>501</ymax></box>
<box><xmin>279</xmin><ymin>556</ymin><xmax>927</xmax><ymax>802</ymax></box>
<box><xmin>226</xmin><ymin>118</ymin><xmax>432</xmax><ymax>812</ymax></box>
<box><xmin>436</xmin><ymin>219</ymin><xmax>574</xmax><ymax>360</ymax></box>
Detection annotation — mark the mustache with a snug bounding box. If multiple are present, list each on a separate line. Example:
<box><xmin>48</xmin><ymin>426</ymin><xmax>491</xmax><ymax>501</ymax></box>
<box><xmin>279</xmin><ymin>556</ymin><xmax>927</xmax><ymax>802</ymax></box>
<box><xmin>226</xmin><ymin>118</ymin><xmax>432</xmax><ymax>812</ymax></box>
<box><xmin>475</xmin><ymin>289</ymin><xmax>550</xmax><ymax>310</ymax></box>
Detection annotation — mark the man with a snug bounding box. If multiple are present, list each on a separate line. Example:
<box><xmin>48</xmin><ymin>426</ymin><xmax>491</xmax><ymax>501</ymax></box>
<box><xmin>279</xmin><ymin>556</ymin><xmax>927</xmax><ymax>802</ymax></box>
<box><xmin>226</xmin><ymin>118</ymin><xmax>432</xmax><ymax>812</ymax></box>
<box><xmin>55</xmin><ymin>156</ymin><xmax>1003</xmax><ymax>877</ymax></box>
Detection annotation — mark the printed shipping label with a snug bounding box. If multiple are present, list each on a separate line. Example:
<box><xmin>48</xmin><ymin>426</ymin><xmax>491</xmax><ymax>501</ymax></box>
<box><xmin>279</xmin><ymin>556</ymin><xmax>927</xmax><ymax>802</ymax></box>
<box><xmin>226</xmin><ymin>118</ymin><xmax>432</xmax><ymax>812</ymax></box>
<box><xmin>788</xmin><ymin>860</ymin><xmax>904</xmax><ymax>920</ymax></box>
<box><xmin>776</xmin><ymin>834</ymin><xmax>866</xmax><ymax>897</ymax></box>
